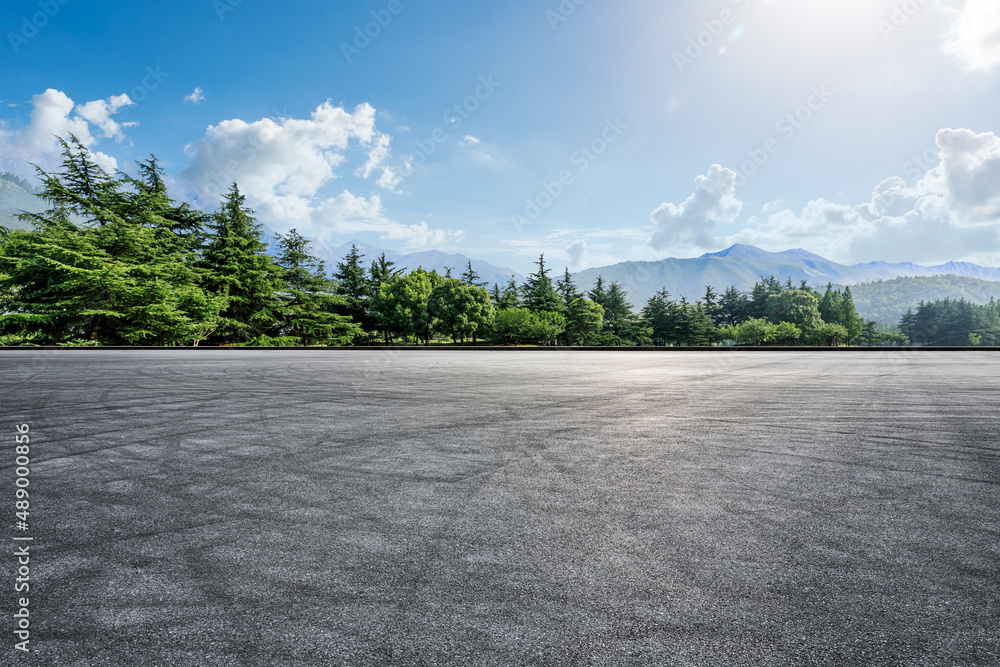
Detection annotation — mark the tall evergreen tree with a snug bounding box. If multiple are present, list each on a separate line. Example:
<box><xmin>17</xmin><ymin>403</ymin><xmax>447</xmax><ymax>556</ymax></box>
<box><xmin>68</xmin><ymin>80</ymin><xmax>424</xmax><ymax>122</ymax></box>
<box><xmin>556</xmin><ymin>267</ymin><xmax>579</xmax><ymax>305</ymax></box>
<box><xmin>643</xmin><ymin>289</ymin><xmax>679</xmax><ymax>345</ymax></box>
<box><xmin>460</xmin><ymin>261</ymin><xmax>487</xmax><ymax>288</ymax></box>
<box><xmin>565</xmin><ymin>297</ymin><xmax>604</xmax><ymax>346</ymax></box>
<box><xmin>818</xmin><ymin>283</ymin><xmax>842</xmax><ymax>325</ymax></box>
<box><xmin>201</xmin><ymin>183</ymin><xmax>280</xmax><ymax>344</ymax></box>
<box><xmin>333</xmin><ymin>244</ymin><xmax>372</xmax><ymax>331</ymax></box>
<box><xmin>840</xmin><ymin>286</ymin><xmax>863</xmax><ymax>344</ymax></box>
<box><xmin>718</xmin><ymin>285</ymin><xmax>749</xmax><ymax>326</ymax></box>
<box><xmin>0</xmin><ymin>139</ymin><xmax>224</xmax><ymax>346</ymax></box>
<box><xmin>601</xmin><ymin>282</ymin><xmax>634</xmax><ymax>342</ymax></box>
<box><xmin>701</xmin><ymin>285</ymin><xmax>721</xmax><ymax>325</ymax></box>
<box><xmin>499</xmin><ymin>276</ymin><xmax>521</xmax><ymax>310</ymax></box>
<box><xmin>273</xmin><ymin>230</ymin><xmax>359</xmax><ymax>346</ymax></box>
<box><xmin>522</xmin><ymin>254</ymin><xmax>564</xmax><ymax>313</ymax></box>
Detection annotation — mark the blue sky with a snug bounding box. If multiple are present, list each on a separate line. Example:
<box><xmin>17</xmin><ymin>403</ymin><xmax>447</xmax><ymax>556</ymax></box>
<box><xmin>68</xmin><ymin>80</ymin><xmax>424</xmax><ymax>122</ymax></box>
<box><xmin>2</xmin><ymin>0</ymin><xmax>999</xmax><ymax>273</ymax></box>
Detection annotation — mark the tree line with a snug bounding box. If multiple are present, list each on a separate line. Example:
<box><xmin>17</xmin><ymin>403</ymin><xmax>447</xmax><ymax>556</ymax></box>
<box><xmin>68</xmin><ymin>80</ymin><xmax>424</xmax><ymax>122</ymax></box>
<box><xmin>0</xmin><ymin>140</ymin><xmax>988</xmax><ymax>347</ymax></box>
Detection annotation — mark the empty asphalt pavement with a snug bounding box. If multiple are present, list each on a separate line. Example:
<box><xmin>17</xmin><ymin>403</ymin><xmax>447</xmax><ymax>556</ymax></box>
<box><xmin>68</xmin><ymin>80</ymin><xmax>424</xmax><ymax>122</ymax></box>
<box><xmin>0</xmin><ymin>350</ymin><xmax>997</xmax><ymax>666</ymax></box>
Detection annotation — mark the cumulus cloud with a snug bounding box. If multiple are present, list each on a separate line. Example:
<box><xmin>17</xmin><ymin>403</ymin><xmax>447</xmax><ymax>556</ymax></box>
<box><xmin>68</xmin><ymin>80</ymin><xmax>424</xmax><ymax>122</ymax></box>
<box><xmin>944</xmin><ymin>0</ymin><xmax>1000</xmax><ymax>72</ymax></box>
<box><xmin>182</xmin><ymin>102</ymin><xmax>379</xmax><ymax>201</ymax></box>
<box><xmin>75</xmin><ymin>94</ymin><xmax>134</xmax><ymax>142</ymax></box>
<box><xmin>648</xmin><ymin>164</ymin><xmax>742</xmax><ymax>252</ymax></box>
<box><xmin>0</xmin><ymin>89</ymin><xmax>131</xmax><ymax>175</ymax></box>
<box><xmin>567</xmin><ymin>240</ymin><xmax>587</xmax><ymax>267</ymax></box>
<box><xmin>729</xmin><ymin>128</ymin><xmax>1000</xmax><ymax>263</ymax></box>
<box><xmin>184</xmin><ymin>87</ymin><xmax>206</xmax><ymax>105</ymax></box>
<box><xmin>181</xmin><ymin>101</ymin><xmax>456</xmax><ymax>247</ymax></box>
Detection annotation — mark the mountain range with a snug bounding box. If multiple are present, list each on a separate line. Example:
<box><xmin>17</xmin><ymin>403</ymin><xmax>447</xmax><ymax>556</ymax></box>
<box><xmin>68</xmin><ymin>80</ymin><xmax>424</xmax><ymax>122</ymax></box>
<box><xmin>3</xmin><ymin>173</ymin><xmax>999</xmax><ymax>322</ymax></box>
<box><xmin>572</xmin><ymin>243</ymin><xmax>1000</xmax><ymax>306</ymax></box>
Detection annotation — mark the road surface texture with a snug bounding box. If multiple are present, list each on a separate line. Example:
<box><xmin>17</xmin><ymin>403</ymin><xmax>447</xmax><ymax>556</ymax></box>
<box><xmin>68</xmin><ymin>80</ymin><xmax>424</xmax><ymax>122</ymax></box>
<box><xmin>0</xmin><ymin>349</ymin><xmax>998</xmax><ymax>666</ymax></box>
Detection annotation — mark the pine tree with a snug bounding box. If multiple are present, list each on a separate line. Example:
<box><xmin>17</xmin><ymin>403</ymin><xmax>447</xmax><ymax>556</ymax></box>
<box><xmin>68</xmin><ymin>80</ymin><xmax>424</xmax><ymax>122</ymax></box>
<box><xmin>840</xmin><ymin>286</ymin><xmax>863</xmax><ymax>344</ymax></box>
<box><xmin>556</xmin><ymin>267</ymin><xmax>579</xmax><ymax>304</ymax></box>
<box><xmin>643</xmin><ymin>289</ymin><xmax>679</xmax><ymax>345</ymax></box>
<box><xmin>499</xmin><ymin>276</ymin><xmax>520</xmax><ymax>310</ymax></box>
<box><xmin>460</xmin><ymin>261</ymin><xmax>487</xmax><ymax>288</ymax></box>
<box><xmin>368</xmin><ymin>252</ymin><xmax>401</xmax><ymax>343</ymax></box>
<box><xmin>333</xmin><ymin>244</ymin><xmax>372</xmax><ymax>330</ymax></box>
<box><xmin>0</xmin><ymin>139</ymin><xmax>224</xmax><ymax>346</ymax></box>
<box><xmin>565</xmin><ymin>297</ymin><xmax>604</xmax><ymax>346</ymax></box>
<box><xmin>522</xmin><ymin>254</ymin><xmax>564</xmax><ymax>313</ymax></box>
<box><xmin>273</xmin><ymin>230</ymin><xmax>360</xmax><ymax>346</ymax></box>
<box><xmin>601</xmin><ymin>282</ymin><xmax>634</xmax><ymax>342</ymax></box>
<box><xmin>201</xmin><ymin>183</ymin><xmax>280</xmax><ymax>344</ymax></box>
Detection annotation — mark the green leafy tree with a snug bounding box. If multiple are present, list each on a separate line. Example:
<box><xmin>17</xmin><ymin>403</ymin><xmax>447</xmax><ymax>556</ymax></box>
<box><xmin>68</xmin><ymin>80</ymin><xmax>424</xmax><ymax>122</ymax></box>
<box><xmin>718</xmin><ymin>285</ymin><xmax>750</xmax><ymax>326</ymax></box>
<box><xmin>749</xmin><ymin>276</ymin><xmax>784</xmax><ymax>319</ymax></box>
<box><xmin>701</xmin><ymin>285</ymin><xmax>722</xmax><ymax>326</ymax></box>
<box><xmin>428</xmin><ymin>278</ymin><xmax>494</xmax><ymax>344</ymax></box>
<box><xmin>764</xmin><ymin>289</ymin><xmax>823</xmax><ymax>331</ymax></box>
<box><xmin>367</xmin><ymin>252</ymin><xmax>401</xmax><ymax>342</ymax></box>
<box><xmin>490</xmin><ymin>308</ymin><xmax>535</xmax><ymax>345</ymax></box>
<box><xmin>373</xmin><ymin>268</ymin><xmax>443</xmax><ymax>344</ymax></box>
<box><xmin>556</xmin><ymin>268</ymin><xmax>578</xmax><ymax>305</ymax></box>
<box><xmin>804</xmin><ymin>322</ymin><xmax>849</xmax><ymax>346</ymax></box>
<box><xmin>676</xmin><ymin>304</ymin><xmax>718</xmax><ymax>346</ymax></box>
<box><xmin>818</xmin><ymin>283</ymin><xmax>843</xmax><ymax>325</ymax></box>
<box><xmin>861</xmin><ymin>320</ymin><xmax>883</xmax><ymax>346</ymax></box>
<box><xmin>643</xmin><ymin>289</ymin><xmax>681</xmax><ymax>345</ymax></box>
<box><xmin>772</xmin><ymin>321</ymin><xmax>803</xmax><ymax>346</ymax></box>
<box><xmin>720</xmin><ymin>318</ymin><xmax>776</xmax><ymax>346</ymax></box>
<box><xmin>526</xmin><ymin>311</ymin><xmax>566</xmax><ymax>346</ymax></box>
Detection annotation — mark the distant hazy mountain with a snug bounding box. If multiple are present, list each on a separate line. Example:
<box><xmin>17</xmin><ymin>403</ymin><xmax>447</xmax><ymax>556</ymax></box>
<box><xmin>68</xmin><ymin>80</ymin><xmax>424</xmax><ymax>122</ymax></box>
<box><xmin>0</xmin><ymin>175</ymin><xmax>42</xmax><ymax>232</ymax></box>
<box><xmin>573</xmin><ymin>243</ymin><xmax>1000</xmax><ymax>307</ymax></box>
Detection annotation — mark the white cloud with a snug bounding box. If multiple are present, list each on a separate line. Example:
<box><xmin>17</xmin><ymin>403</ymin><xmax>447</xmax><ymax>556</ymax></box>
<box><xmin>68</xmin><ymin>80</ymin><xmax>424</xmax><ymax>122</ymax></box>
<box><xmin>648</xmin><ymin>164</ymin><xmax>742</xmax><ymax>252</ymax></box>
<box><xmin>184</xmin><ymin>87</ymin><xmax>206</xmax><ymax>105</ymax></box>
<box><xmin>181</xmin><ymin>101</ymin><xmax>456</xmax><ymax>248</ymax></box>
<box><xmin>457</xmin><ymin>134</ymin><xmax>502</xmax><ymax>167</ymax></box>
<box><xmin>75</xmin><ymin>94</ymin><xmax>134</xmax><ymax>142</ymax></box>
<box><xmin>944</xmin><ymin>0</ymin><xmax>1000</xmax><ymax>72</ymax></box>
<box><xmin>0</xmin><ymin>89</ymin><xmax>130</xmax><ymax>175</ymax></box>
<box><xmin>355</xmin><ymin>131</ymin><xmax>400</xmax><ymax>192</ymax></box>
<box><xmin>182</xmin><ymin>101</ymin><xmax>380</xmax><ymax>201</ymax></box>
<box><xmin>567</xmin><ymin>240</ymin><xmax>587</xmax><ymax>267</ymax></box>
<box><xmin>729</xmin><ymin>128</ymin><xmax>1000</xmax><ymax>263</ymax></box>
<box><xmin>21</xmin><ymin>89</ymin><xmax>92</xmax><ymax>154</ymax></box>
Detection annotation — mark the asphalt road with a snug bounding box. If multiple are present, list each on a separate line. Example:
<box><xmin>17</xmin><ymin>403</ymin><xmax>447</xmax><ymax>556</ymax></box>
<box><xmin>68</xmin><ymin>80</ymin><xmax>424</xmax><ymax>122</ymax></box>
<box><xmin>0</xmin><ymin>350</ymin><xmax>998</xmax><ymax>666</ymax></box>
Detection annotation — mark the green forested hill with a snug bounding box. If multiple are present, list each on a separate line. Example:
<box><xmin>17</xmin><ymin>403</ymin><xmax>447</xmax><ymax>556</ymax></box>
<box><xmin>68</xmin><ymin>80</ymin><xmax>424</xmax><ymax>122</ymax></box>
<box><xmin>848</xmin><ymin>276</ymin><xmax>1000</xmax><ymax>325</ymax></box>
